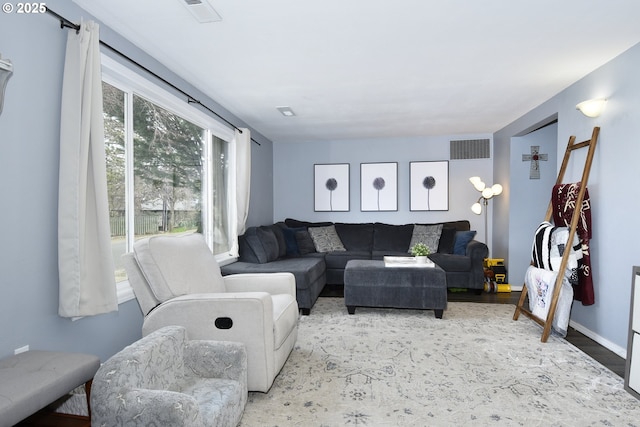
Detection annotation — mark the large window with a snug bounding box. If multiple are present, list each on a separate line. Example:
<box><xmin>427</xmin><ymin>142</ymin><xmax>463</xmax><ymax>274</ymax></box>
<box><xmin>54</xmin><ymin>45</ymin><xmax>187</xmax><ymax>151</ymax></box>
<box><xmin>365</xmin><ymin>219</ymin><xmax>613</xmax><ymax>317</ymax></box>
<box><xmin>102</xmin><ymin>56</ymin><xmax>236</xmax><ymax>284</ymax></box>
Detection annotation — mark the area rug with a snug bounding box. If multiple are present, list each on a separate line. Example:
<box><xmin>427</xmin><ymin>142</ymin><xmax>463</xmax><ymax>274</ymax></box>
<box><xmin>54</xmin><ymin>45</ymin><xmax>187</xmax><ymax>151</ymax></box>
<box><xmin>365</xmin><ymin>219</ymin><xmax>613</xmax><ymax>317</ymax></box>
<box><xmin>239</xmin><ymin>298</ymin><xmax>640</xmax><ymax>426</ymax></box>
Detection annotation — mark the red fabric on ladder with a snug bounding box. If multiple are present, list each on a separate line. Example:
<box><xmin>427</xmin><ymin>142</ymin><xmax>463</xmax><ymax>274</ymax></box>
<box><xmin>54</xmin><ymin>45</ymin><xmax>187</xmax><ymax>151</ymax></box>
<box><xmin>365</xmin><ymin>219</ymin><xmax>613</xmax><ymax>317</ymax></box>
<box><xmin>551</xmin><ymin>182</ymin><xmax>594</xmax><ymax>305</ymax></box>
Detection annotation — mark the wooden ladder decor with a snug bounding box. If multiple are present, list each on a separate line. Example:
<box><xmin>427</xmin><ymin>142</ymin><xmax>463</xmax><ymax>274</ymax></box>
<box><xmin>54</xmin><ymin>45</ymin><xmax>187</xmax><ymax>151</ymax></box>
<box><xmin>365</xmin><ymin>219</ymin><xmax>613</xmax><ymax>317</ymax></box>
<box><xmin>513</xmin><ymin>126</ymin><xmax>600</xmax><ymax>342</ymax></box>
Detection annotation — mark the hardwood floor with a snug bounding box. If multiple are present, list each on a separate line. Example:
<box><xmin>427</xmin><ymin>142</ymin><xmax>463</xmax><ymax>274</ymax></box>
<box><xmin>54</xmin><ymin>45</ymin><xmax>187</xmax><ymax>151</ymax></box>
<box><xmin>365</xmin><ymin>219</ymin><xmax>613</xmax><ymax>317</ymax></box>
<box><xmin>320</xmin><ymin>286</ymin><xmax>626</xmax><ymax>378</ymax></box>
<box><xmin>16</xmin><ymin>412</ymin><xmax>90</xmax><ymax>427</ymax></box>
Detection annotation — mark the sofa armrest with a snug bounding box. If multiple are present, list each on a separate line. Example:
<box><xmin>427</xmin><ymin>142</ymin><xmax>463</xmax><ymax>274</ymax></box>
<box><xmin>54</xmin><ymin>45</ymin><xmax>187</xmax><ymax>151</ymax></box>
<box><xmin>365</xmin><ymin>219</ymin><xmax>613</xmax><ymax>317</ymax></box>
<box><xmin>142</xmin><ymin>293</ymin><xmax>275</xmax><ymax>358</ymax></box>
<box><xmin>144</xmin><ymin>293</ymin><xmax>274</xmax><ymax>336</ymax></box>
<box><xmin>223</xmin><ymin>272</ymin><xmax>296</xmax><ymax>296</ymax></box>
<box><xmin>142</xmin><ymin>294</ymin><xmax>278</xmax><ymax>393</ymax></box>
<box><xmin>467</xmin><ymin>240</ymin><xmax>489</xmax><ymax>287</ymax></box>
<box><xmin>466</xmin><ymin>240</ymin><xmax>489</xmax><ymax>261</ymax></box>
<box><xmin>183</xmin><ymin>340</ymin><xmax>247</xmax><ymax>385</ymax></box>
<box><xmin>92</xmin><ymin>388</ymin><xmax>201</xmax><ymax>426</ymax></box>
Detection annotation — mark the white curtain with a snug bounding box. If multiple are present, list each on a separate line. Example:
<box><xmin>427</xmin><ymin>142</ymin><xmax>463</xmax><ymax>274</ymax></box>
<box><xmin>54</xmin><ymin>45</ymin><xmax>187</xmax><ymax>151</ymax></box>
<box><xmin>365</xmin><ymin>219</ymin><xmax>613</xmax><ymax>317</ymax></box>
<box><xmin>58</xmin><ymin>20</ymin><xmax>117</xmax><ymax>317</ymax></box>
<box><xmin>235</xmin><ymin>128</ymin><xmax>251</xmax><ymax>235</ymax></box>
<box><xmin>230</xmin><ymin>128</ymin><xmax>251</xmax><ymax>256</ymax></box>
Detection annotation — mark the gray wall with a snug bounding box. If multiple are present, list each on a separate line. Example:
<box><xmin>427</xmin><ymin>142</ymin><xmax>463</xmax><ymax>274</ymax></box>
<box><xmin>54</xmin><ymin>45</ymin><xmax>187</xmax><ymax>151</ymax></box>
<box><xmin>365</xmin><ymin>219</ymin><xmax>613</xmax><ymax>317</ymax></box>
<box><xmin>495</xmin><ymin>42</ymin><xmax>640</xmax><ymax>355</ymax></box>
<box><xmin>0</xmin><ymin>0</ymin><xmax>273</xmax><ymax>361</ymax></box>
<box><xmin>508</xmin><ymin>122</ymin><xmax>558</xmax><ymax>290</ymax></box>
<box><xmin>273</xmin><ymin>135</ymin><xmax>494</xmax><ymax>248</ymax></box>
<box><xmin>247</xmin><ymin>140</ymin><xmax>275</xmax><ymax>227</ymax></box>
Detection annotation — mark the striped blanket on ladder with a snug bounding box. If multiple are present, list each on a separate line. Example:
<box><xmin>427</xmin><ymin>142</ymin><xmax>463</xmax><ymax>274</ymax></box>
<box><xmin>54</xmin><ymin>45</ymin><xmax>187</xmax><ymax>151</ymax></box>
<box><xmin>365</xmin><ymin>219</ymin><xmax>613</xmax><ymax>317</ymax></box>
<box><xmin>526</xmin><ymin>221</ymin><xmax>582</xmax><ymax>336</ymax></box>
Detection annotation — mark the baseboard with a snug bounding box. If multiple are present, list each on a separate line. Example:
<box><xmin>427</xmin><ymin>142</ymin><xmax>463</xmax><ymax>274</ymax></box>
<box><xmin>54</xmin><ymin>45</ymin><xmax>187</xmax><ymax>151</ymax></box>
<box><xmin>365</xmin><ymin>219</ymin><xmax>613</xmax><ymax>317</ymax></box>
<box><xmin>510</xmin><ymin>284</ymin><xmax>626</xmax><ymax>359</ymax></box>
<box><xmin>569</xmin><ymin>319</ymin><xmax>627</xmax><ymax>359</ymax></box>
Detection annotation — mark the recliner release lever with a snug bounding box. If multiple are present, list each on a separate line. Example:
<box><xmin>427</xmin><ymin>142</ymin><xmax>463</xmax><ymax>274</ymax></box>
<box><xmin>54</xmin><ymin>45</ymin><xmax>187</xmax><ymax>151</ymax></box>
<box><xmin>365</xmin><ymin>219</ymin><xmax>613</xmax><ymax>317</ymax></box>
<box><xmin>215</xmin><ymin>317</ymin><xmax>233</xmax><ymax>329</ymax></box>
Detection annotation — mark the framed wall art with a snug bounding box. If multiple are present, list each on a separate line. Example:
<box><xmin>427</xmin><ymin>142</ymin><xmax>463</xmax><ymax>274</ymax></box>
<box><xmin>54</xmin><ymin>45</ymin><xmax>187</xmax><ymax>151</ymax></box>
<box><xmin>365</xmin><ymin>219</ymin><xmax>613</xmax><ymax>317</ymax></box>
<box><xmin>314</xmin><ymin>163</ymin><xmax>350</xmax><ymax>211</ymax></box>
<box><xmin>410</xmin><ymin>161</ymin><xmax>449</xmax><ymax>211</ymax></box>
<box><xmin>360</xmin><ymin>162</ymin><xmax>398</xmax><ymax>211</ymax></box>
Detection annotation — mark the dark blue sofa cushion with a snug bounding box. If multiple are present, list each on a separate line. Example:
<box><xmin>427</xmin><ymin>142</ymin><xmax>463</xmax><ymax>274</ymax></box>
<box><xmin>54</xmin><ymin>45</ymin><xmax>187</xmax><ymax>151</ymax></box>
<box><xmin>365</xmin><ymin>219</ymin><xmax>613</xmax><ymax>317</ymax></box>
<box><xmin>324</xmin><ymin>250</ymin><xmax>372</xmax><ymax>270</ymax></box>
<box><xmin>453</xmin><ymin>230</ymin><xmax>477</xmax><ymax>255</ymax></box>
<box><xmin>279</xmin><ymin>226</ymin><xmax>305</xmax><ymax>256</ymax></box>
<box><xmin>437</xmin><ymin>227</ymin><xmax>457</xmax><ymax>254</ymax></box>
<box><xmin>269</xmin><ymin>223</ymin><xmax>287</xmax><ymax>258</ymax></box>
<box><xmin>334</xmin><ymin>223</ymin><xmax>374</xmax><ymax>251</ymax></box>
<box><xmin>284</xmin><ymin>218</ymin><xmax>332</xmax><ymax>228</ymax></box>
<box><xmin>429</xmin><ymin>253</ymin><xmax>471</xmax><ymax>272</ymax></box>
<box><xmin>372</xmin><ymin>223</ymin><xmax>413</xmax><ymax>253</ymax></box>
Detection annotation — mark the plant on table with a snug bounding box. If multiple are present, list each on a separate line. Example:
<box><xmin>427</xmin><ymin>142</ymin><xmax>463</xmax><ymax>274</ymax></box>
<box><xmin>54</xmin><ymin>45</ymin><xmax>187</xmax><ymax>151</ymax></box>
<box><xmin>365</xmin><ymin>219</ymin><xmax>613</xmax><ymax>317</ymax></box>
<box><xmin>410</xmin><ymin>243</ymin><xmax>431</xmax><ymax>257</ymax></box>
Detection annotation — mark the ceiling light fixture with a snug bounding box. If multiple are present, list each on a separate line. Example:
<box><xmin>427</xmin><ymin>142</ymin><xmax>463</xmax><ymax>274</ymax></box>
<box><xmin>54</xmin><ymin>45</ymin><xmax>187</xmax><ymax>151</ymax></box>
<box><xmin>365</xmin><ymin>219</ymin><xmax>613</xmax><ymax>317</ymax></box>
<box><xmin>277</xmin><ymin>106</ymin><xmax>296</xmax><ymax>117</ymax></box>
<box><xmin>181</xmin><ymin>0</ymin><xmax>222</xmax><ymax>23</ymax></box>
<box><xmin>576</xmin><ymin>98</ymin><xmax>607</xmax><ymax>118</ymax></box>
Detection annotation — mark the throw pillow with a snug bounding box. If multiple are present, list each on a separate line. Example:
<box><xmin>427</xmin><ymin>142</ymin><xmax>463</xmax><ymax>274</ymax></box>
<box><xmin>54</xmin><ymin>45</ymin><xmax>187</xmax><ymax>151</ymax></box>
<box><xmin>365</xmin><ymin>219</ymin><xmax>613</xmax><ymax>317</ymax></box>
<box><xmin>308</xmin><ymin>225</ymin><xmax>346</xmax><ymax>253</ymax></box>
<box><xmin>295</xmin><ymin>230</ymin><xmax>317</xmax><ymax>255</ymax></box>
<box><xmin>257</xmin><ymin>227</ymin><xmax>280</xmax><ymax>262</ymax></box>
<box><xmin>242</xmin><ymin>227</ymin><xmax>280</xmax><ymax>263</ymax></box>
<box><xmin>280</xmin><ymin>226</ymin><xmax>305</xmax><ymax>256</ymax></box>
<box><xmin>453</xmin><ymin>230</ymin><xmax>477</xmax><ymax>255</ymax></box>
<box><xmin>269</xmin><ymin>224</ymin><xmax>288</xmax><ymax>258</ymax></box>
<box><xmin>408</xmin><ymin>224</ymin><xmax>443</xmax><ymax>254</ymax></box>
<box><xmin>437</xmin><ymin>227</ymin><xmax>457</xmax><ymax>254</ymax></box>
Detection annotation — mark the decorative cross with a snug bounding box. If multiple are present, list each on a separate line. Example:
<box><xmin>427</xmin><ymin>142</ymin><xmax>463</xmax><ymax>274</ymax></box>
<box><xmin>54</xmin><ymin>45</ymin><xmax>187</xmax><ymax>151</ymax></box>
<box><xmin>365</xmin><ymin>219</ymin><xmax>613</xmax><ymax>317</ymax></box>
<box><xmin>522</xmin><ymin>145</ymin><xmax>548</xmax><ymax>179</ymax></box>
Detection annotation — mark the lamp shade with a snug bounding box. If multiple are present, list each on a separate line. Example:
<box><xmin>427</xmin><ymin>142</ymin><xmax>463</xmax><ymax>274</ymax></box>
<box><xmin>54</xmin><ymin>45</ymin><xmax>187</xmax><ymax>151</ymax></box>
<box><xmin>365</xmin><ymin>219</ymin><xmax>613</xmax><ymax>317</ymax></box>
<box><xmin>471</xmin><ymin>202</ymin><xmax>482</xmax><ymax>215</ymax></box>
<box><xmin>469</xmin><ymin>176</ymin><xmax>486</xmax><ymax>192</ymax></box>
<box><xmin>491</xmin><ymin>183</ymin><xmax>503</xmax><ymax>196</ymax></box>
<box><xmin>576</xmin><ymin>98</ymin><xmax>606</xmax><ymax>118</ymax></box>
<box><xmin>482</xmin><ymin>188</ymin><xmax>494</xmax><ymax>199</ymax></box>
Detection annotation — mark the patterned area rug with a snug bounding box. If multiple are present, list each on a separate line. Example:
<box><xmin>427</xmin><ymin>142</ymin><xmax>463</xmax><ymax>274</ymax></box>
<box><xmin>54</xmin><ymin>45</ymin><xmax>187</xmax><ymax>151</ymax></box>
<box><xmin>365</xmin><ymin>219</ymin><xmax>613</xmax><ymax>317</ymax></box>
<box><xmin>239</xmin><ymin>298</ymin><xmax>640</xmax><ymax>426</ymax></box>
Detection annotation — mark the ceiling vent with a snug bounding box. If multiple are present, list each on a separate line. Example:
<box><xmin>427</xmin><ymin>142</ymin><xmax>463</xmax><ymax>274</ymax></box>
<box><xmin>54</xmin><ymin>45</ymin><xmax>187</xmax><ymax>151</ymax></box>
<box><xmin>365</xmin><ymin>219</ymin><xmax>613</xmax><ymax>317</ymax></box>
<box><xmin>181</xmin><ymin>0</ymin><xmax>222</xmax><ymax>23</ymax></box>
<box><xmin>450</xmin><ymin>138</ymin><xmax>490</xmax><ymax>160</ymax></box>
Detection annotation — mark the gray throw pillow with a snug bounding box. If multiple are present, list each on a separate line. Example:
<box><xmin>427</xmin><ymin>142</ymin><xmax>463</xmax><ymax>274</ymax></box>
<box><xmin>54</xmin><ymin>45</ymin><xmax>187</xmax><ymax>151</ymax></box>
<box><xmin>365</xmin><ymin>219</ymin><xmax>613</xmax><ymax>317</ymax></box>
<box><xmin>408</xmin><ymin>224</ymin><xmax>443</xmax><ymax>254</ymax></box>
<box><xmin>257</xmin><ymin>227</ymin><xmax>280</xmax><ymax>262</ymax></box>
<box><xmin>308</xmin><ymin>225</ymin><xmax>346</xmax><ymax>253</ymax></box>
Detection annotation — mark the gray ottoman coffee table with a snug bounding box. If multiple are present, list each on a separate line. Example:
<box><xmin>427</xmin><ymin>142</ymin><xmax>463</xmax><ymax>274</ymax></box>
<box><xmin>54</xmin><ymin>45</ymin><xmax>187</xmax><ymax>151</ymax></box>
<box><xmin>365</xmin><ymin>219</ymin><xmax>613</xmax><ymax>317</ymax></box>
<box><xmin>344</xmin><ymin>259</ymin><xmax>447</xmax><ymax>318</ymax></box>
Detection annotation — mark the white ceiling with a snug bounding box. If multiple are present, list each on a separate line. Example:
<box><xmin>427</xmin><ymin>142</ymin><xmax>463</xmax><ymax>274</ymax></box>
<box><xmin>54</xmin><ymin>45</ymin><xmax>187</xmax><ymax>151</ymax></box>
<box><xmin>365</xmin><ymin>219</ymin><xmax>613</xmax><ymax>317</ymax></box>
<box><xmin>72</xmin><ymin>0</ymin><xmax>640</xmax><ymax>143</ymax></box>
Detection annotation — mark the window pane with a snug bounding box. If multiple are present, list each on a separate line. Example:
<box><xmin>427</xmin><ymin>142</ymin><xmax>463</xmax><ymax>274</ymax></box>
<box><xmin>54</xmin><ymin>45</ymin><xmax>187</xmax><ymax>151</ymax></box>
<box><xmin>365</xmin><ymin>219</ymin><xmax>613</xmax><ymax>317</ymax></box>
<box><xmin>103</xmin><ymin>60</ymin><xmax>237</xmax><ymax>283</ymax></box>
<box><xmin>212</xmin><ymin>135</ymin><xmax>230</xmax><ymax>255</ymax></box>
<box><xmin>132</xmin><ymin>95</ymin><xmax>204</xmax><ymax>241</ymax></box>
<box><xmin>103</xmin><ymin>82</ymin><xmax>127</xmax><ymax>283</ymax></box>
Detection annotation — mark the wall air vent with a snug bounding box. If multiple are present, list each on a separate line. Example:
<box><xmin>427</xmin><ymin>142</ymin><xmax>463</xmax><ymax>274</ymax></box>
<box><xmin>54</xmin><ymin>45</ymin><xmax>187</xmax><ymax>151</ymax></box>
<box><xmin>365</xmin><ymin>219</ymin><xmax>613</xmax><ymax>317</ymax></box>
<box><xmin>450</xmin><ymin>138</ymin><xmax>490</xmax><ymax>160</ymax></box>
<box><xmin>181</xmin><ymin>0</ymin><xmax>222</xmax><ymax>23</ymax></box>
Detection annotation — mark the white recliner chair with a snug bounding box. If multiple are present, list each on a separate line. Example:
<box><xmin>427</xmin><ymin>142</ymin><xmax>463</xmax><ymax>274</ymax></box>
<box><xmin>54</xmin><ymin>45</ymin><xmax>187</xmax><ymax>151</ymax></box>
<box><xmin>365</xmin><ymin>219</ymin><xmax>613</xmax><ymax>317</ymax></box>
<box><xmin>123</xmin><ymin>233</ymin><xmax>299</xmax><ymax>392</ymax></box>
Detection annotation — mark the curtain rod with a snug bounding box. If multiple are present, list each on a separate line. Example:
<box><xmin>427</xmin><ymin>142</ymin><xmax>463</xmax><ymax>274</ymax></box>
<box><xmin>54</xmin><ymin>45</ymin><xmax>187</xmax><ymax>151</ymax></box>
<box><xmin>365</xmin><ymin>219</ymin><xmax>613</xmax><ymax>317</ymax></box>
<box><xmin>46</xmin><ymin>8</ymin><xmax>261</xmax><ymax>146</ymax></box>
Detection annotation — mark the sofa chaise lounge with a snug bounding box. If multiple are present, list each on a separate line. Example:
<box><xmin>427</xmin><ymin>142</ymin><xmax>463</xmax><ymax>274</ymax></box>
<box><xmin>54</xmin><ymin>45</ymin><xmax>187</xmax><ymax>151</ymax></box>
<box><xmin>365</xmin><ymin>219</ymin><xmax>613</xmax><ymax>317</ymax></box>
<box><xmin>221</xmin><ymin>219</ymin><xmax>488</xmax><ymax>315</ymax></box>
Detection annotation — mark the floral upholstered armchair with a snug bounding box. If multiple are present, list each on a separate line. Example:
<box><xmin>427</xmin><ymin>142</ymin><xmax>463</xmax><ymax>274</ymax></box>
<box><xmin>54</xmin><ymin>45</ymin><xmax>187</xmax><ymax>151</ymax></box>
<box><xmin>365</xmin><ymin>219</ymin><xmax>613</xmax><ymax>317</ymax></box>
<box><xmin>91</xmin><ymin>326</ymin><xmax>247</xmax><ymax>426</ymax></box>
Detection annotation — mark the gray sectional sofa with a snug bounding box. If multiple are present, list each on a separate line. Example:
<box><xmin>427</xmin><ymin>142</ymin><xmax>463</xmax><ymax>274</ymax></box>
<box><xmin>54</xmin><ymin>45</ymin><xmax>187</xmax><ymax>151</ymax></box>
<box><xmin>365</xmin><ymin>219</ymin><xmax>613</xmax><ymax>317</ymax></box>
<box><xmin>220</xmin><ymin>219</ymin><xmax>488</xmax><ymax>314</ymax></box>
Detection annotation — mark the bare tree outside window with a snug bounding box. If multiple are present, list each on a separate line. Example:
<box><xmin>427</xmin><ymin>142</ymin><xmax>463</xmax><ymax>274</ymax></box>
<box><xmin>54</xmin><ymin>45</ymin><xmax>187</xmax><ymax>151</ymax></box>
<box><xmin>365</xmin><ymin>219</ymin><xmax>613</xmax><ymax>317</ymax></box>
<box><xmin>103</xmin><ymin>82</ymin><xmax>227</xmax><ymax>282</ymax></box>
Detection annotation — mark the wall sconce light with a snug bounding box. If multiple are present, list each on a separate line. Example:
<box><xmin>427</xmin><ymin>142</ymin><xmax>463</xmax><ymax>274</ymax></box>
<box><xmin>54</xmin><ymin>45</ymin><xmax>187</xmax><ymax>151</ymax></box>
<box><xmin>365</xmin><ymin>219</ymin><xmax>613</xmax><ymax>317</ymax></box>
<box><xmin>469</xmin><ymin>176</ymin><xmax>502</xmax><ymax>243</ymax></box>
<box><xmin>0</xmin><ymin>54</ymin><xmax>13</xmax><ymax>115</ymax></box>
<box><xmin>576</xmin><ymin>98</ymin><xmax>606</xmax><ymax>118</ymax></box>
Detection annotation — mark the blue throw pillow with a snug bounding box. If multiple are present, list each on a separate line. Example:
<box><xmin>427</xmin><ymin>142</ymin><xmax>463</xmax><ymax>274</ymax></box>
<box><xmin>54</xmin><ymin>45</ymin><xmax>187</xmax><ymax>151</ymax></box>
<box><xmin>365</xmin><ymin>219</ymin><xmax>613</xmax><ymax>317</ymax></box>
<box><xmin>281</xmin><ymin>227</ymin><xmax>305</xmax><ymax>256</ymax></box>
<box><xmin>453</xmin><ymin>230</ymin><xmax>476</xmax><ymax>255</ymax></box>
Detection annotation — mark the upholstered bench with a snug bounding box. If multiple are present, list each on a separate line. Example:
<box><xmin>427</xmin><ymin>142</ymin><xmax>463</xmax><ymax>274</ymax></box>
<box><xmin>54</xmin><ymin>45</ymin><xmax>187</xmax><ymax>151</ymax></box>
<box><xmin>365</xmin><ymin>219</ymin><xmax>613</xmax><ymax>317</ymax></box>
<box><xmin>344</xmin><ymin>259</ymin><xmax>447</xmax><ymax>318</ymax></box>
<box><xmin>0</xmin><ymin>350</ymin><xmax>100</xmax><ymax>427</ymax></box>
